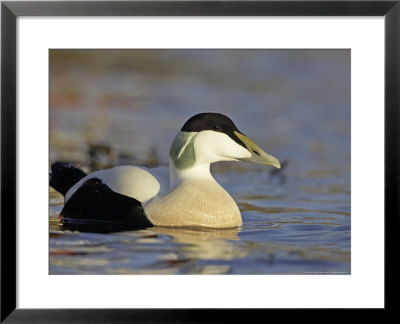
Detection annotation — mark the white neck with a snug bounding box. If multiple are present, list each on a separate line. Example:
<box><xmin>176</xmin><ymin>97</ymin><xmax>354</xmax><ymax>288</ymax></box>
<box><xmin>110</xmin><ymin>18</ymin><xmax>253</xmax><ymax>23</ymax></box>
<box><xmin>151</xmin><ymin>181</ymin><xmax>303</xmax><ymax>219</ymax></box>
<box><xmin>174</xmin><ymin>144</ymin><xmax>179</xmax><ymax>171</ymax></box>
<box><xmin>167</xmin><ymin>129</ymin><xmax>251</xmax><ymax>190</ymax></box>
<box><xmin>169</xmin><ymin>159</ymin><xmax>213</xmax><ymax>189</ymax></box>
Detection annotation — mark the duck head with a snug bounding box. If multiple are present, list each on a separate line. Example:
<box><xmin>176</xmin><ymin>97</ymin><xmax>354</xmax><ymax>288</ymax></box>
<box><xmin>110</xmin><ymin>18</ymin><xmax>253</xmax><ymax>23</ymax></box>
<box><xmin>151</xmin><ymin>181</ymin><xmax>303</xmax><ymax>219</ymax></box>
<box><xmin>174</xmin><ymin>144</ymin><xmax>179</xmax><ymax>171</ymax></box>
<box><xmin>169</xmin><ymin>113</ymin><xmax>280</xmax><ymax>172</ymax></box>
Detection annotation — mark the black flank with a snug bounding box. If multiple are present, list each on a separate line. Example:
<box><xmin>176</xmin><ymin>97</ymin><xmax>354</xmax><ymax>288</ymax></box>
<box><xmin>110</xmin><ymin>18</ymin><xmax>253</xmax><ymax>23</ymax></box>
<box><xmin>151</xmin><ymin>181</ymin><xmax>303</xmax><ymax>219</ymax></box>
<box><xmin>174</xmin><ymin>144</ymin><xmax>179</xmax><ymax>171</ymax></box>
<box><xmin>60</xmin><ymin>178</ymin><xmax>153</xmax><ymax>230</ymax></box>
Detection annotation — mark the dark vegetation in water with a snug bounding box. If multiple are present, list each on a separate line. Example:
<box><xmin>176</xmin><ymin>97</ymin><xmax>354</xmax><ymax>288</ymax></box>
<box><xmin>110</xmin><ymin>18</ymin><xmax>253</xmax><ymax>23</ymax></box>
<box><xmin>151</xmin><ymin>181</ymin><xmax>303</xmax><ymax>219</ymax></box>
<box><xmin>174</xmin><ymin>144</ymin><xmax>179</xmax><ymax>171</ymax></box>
<box><xmin>87</xmin><ymin>142</ymin><xmax>115</xmax><ymax>171</ymax></box>
<box><xmin>62</xmin><ymin>142</ymin><xmax>162</xmax><ymax>173</ymax></box>
<box><xmin>92</xmin><ymin>142</ymin><xmax>159</xmax><ymax>171</ymax></box>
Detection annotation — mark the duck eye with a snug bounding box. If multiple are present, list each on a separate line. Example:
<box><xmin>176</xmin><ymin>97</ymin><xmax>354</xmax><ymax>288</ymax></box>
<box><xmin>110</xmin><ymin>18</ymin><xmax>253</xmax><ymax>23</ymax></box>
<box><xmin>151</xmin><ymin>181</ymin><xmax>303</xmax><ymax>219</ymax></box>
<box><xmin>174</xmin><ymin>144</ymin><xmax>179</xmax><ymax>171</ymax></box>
<box><xmin>213</xmin><ymin>125</ymin><xmax>220</xmax><ymax>131</ymax></box>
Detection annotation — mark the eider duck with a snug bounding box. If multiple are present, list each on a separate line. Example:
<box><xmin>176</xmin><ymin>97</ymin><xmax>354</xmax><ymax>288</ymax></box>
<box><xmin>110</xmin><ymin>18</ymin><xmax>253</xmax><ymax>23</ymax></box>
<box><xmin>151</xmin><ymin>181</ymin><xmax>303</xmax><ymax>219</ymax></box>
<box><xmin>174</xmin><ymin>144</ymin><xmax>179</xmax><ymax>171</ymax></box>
<box><xmin>50</xmin><ymin>113</ymin><xmax>280</xmax><ymax>229</ymax></box>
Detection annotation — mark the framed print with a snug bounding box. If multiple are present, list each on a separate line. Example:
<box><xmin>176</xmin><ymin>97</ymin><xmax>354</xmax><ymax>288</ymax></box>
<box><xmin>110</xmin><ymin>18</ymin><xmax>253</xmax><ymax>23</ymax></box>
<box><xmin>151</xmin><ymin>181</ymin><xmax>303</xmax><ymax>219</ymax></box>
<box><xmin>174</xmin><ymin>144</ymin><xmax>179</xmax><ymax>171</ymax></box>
<box><xmin>1</xmin><ymin>0</ymin><xmax>399</xmax><ymax>322</ymax></box>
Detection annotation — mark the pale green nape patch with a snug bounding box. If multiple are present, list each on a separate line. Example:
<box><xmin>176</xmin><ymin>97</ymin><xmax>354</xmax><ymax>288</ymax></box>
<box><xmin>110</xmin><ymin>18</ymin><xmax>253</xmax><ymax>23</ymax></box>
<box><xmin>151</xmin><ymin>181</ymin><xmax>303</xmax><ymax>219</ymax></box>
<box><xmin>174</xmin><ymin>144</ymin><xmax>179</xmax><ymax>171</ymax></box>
<box><xmin>169</xmin><ymin>131</ymin><xmax>196</xmax><ymax>170</ymax></box>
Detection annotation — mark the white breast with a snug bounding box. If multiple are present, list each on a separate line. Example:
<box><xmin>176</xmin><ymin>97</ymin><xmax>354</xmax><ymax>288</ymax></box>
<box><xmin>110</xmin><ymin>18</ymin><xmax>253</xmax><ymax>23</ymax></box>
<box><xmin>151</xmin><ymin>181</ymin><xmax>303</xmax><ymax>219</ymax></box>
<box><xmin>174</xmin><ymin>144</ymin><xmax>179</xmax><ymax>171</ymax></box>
<box><xmin>144</xmin><ymin>178</ymin><xmax>242</xmax><ymax>228</ymax></box>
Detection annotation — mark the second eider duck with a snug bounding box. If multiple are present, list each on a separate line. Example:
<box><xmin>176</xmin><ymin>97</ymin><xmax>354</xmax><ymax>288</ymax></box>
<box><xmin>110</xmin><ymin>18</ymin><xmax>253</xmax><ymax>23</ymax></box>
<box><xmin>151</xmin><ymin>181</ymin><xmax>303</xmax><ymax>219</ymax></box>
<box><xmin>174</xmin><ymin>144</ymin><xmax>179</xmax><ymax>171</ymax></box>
<box><xmin>50</xmin><ymin>113</ymin><xmax>280</xmax><ymax>229</ymax></box>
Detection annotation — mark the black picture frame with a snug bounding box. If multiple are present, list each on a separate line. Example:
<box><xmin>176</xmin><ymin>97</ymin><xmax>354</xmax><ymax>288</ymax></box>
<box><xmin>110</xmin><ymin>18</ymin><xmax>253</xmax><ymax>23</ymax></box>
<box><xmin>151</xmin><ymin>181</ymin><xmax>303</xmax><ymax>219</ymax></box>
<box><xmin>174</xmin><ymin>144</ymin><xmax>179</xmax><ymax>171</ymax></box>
<box><xmin>1</xmin><ymin>1</ymin><xmax>399</xmax><ymax>322</ymax></box>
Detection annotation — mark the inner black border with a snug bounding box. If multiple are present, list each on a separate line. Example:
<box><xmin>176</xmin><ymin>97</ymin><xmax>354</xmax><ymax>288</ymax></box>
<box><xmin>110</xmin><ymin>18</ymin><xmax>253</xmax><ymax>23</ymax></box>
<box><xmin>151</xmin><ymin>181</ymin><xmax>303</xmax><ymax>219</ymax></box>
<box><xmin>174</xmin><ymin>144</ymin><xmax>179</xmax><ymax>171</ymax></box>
<box><xmin>1</xmin><ymin>1</ymin><xmax>399</xmax><ymax>322</ymax></box>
